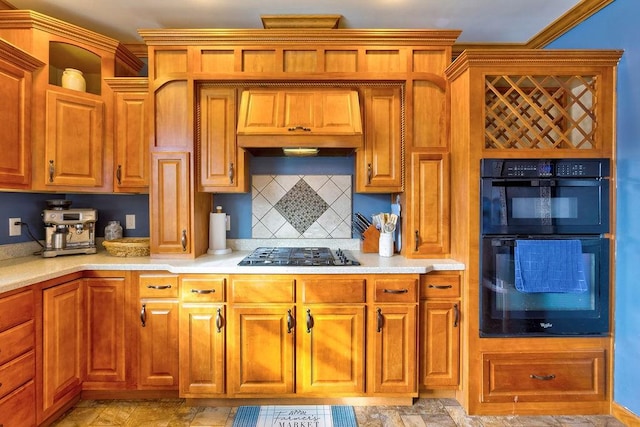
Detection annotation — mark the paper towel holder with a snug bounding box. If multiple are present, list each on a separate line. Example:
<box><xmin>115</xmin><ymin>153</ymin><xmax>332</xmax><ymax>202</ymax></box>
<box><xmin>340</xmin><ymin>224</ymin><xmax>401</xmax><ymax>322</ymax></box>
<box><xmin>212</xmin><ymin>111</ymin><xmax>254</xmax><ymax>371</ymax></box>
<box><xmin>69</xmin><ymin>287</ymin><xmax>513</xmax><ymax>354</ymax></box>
<box><xmin>207</xmin><ymin>206</ymin><xmax>232</xmax><ymax>255</ymax></box>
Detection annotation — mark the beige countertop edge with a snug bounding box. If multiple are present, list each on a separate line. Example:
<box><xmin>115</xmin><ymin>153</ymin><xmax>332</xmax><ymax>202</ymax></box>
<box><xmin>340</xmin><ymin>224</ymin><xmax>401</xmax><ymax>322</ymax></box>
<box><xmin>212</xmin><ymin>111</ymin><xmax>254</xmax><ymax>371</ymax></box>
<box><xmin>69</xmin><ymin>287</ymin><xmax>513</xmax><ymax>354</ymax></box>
<box><xmin>0</xmin><ymin>250</ymin><xmax>465</xmax><ymax>294</ymax></box>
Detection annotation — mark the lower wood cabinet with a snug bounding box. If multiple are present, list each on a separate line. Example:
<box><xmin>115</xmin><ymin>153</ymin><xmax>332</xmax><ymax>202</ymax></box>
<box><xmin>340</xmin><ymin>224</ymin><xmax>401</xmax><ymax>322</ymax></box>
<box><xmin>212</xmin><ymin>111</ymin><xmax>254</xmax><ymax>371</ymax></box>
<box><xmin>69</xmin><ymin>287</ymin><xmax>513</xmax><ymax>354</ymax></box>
<box><xmin>137</xmin><ymin>273</ymin><xmax>179</xmax><ymax>389</ymax></box>
<box><xmin>178</xmin><ymin>275</ymin><xmax>227</xmax><ymax>397</ymax></box>
<box><xmin>42</xmin><ymin>279</ymin><xmax>83</xmax><ymax>419</ymax></box>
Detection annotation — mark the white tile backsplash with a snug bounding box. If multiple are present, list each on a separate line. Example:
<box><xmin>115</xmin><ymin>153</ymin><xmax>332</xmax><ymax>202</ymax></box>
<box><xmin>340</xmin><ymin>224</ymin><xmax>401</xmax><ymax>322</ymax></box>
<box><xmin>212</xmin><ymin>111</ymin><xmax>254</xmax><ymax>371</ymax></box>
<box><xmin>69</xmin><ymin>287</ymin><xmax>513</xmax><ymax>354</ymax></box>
<box><xmin>251</xmin><ymin>175</ymin><xmax>352</xmax><ymax>239</ymax></box>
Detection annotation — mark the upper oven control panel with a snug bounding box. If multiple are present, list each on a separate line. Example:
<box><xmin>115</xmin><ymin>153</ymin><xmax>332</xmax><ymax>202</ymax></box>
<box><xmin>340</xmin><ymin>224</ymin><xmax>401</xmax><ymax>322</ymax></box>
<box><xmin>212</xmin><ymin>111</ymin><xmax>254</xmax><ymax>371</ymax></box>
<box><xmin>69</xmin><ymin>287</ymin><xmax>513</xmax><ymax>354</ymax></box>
<box><xmin>481</xmin><ymin>158</ymin><xmax>610</xmax><ymax>178</ymax></box>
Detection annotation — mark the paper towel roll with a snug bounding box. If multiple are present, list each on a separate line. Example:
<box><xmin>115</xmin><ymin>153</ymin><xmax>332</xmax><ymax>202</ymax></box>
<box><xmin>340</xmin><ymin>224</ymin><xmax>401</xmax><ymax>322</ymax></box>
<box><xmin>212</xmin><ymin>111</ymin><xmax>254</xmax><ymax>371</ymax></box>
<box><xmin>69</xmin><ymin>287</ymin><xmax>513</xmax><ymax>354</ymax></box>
<box><xmin>208</xmin><ymin>212</ymin><xmax>231</xmax><ymax>255</ymax></box>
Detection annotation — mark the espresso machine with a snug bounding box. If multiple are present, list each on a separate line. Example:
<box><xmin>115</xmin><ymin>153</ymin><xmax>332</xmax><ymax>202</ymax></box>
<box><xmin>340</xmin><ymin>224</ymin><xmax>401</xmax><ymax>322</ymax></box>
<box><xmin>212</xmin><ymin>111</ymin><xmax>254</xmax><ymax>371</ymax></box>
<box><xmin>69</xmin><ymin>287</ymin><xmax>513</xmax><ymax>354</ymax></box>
<box><xmin>42</xmin><ymin>200</ymin><xmax>97</xmax><ymax>258</ymax></box>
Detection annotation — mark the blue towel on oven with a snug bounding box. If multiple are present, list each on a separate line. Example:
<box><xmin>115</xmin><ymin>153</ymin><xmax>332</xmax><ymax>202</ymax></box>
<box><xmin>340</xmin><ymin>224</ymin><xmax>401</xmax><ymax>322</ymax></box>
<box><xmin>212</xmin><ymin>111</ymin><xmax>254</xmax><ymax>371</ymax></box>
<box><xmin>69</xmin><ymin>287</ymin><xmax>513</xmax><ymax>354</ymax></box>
<box><xmin>514</xmin><ymin>239</ymin><xmax>587</xmax><ymax>293</ymax></box>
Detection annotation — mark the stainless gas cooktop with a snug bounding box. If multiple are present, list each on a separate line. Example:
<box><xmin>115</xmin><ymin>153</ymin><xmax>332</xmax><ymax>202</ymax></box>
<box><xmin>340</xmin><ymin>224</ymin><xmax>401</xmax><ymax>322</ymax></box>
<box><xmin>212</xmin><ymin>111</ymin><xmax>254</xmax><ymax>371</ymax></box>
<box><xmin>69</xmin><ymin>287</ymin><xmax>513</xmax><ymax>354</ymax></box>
<box><xmin>237</xmin><ymin>247</ymin><xmax>360</xmax><ymax>266</ymax></box>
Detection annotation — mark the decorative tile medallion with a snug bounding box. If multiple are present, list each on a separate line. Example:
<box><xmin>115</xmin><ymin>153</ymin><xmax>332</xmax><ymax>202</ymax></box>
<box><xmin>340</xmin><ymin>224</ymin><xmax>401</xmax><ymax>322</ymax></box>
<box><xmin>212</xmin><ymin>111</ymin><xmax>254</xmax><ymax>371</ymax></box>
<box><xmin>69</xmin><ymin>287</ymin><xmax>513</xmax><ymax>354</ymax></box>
<box><xmin>252</xmin><ymin>175</ymin><xmax>352</xmax><ymax>239</ymax></box>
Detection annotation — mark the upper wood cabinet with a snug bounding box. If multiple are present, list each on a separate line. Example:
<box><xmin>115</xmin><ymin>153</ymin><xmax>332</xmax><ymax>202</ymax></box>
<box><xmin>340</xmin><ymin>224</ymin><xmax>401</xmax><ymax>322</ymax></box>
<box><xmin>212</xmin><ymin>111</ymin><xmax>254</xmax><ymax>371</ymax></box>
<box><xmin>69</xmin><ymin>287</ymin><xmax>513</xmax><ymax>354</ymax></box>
<box><xmin>356</xmin><ymin>86</ymin><xmax>403</xmax><ymax>193</ymax></box>
<box><xmin>105</xmin><ymin>78</ymin><xmax>149</xmax><ymax>193</ymax></box>
<box><xmin>197</xmin><ymin>86</ymin><xmax>248</xmax><ymax>192</ymax></box>
<box><xmin>0</xmin><ymin>10</ymin><xmax>143</xmax><ymax>192</ymax></box>
<box><xmin>237</xmin><ymin>88</ymin><xmax>363</xmax><ymax>149</ymax></box>
<box><xmin>0</xmin><ymin>39</ymin><xmax>43</xmax><ymax>190</ymax></box>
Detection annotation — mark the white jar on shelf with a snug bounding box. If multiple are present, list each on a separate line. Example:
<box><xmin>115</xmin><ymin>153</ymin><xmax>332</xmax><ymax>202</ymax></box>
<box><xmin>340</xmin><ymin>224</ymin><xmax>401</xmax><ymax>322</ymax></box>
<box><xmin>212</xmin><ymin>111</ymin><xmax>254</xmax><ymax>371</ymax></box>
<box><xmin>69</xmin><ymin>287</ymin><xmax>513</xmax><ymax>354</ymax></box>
<box><xmin>61</xmin><ymin>68</ymin><xmax>86</xmax><ymax>92</ymax></box>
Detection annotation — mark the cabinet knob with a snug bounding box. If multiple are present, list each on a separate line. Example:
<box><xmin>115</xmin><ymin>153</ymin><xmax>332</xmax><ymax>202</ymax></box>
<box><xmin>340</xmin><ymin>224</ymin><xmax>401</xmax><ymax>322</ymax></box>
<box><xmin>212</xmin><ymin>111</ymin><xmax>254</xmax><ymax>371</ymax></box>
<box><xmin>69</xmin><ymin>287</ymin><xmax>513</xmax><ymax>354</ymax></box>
<box><xmin>216</xmin><ymin>308</ymin><xmax>224</xmax><ymax>333</ymax></box>
<box><xmin>306</xmin><ymin>309</ymin><xmax>314</xmax><ymax>333</ymax></box>
<box><xmin>530</xmin><ymin>374</ymin><xmax>556</xmax><ymax>381</ymax></box>
<box><xmin>116</xmin><ymin>165</ymin><xmax>122</xmax><ymax>185</ymax></box>
<box><xmin>146</xmin><ymin>284</ymin><xmax>172</xmax><ymax>290</ymax></box>
<box><xmin>367</xmin><ymin>163</ymin><xmax>372</xmax><ymax>184</ymax></box>
<box><xmin>453</xmin><ymin>303</ymin><xmax>459</xmax><ymax>328</ymax></box>
<box><xmin>414</xmin><ymin>230</ymin><xmax>420</xmax><ymax>251</ymax></box>
<box><xmin>287</xmin><ymin>309</ymin><xmax>295</xmax><ymax>334</ymax></box>
<box><xmin>140</xmin><ymin>303</ymin><xmax>146</xmax><ymax>327</ymax></box>
<box><xmin>376</xmin><ymin>308</ymin><xmax>383</xmax><ymax>333</ymax></box>
<box><xmin>287</xmin><ymin>125</ymin><xmax>311</xmax><ymax>132</ymax></box>
<box><xmin>181</xmin><ymin>230</ymin><xmax>187</xmax><ymax>251</ymax></box>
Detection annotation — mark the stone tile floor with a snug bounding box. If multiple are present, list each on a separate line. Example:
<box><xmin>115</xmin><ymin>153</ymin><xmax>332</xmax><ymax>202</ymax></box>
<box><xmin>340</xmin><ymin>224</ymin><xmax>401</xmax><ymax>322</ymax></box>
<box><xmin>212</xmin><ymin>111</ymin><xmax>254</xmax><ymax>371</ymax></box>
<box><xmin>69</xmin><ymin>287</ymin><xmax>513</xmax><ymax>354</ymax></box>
<box><xmin>51</xmin><ymin>398</ymin><xmax>628</xmax><ymax>426</ymax></box>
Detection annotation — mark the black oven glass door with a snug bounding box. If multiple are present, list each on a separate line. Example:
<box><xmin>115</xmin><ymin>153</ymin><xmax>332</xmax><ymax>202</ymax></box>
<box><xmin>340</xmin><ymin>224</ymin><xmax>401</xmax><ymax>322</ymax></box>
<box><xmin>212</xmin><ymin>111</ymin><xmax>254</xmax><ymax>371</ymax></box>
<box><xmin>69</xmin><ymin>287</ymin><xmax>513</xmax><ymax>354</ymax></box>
<box><xmin>481</xmin><ymin>178</ymin><xmax>609</xmax><ymax>235</ymax></box>
<box><xmin>480</xmin><ymin>236</ymin><xmax>609</xmax><ymax>337</ymax></box>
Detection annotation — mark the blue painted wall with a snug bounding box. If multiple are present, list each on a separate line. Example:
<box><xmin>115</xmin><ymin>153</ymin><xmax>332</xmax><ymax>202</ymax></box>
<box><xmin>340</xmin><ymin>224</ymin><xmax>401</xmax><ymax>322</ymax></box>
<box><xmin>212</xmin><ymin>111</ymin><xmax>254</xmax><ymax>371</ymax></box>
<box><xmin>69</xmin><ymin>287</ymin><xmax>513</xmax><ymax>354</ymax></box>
<box><xmin>547</xmin><ymin>0</ymin><xmax>640</xmax><ymax>415</ymax></box>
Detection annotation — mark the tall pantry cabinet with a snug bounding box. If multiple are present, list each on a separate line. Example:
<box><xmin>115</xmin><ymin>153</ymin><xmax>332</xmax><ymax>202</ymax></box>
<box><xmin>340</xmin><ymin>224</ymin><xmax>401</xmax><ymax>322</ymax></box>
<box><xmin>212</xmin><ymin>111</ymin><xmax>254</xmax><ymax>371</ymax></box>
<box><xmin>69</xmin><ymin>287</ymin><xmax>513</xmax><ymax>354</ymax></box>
<box><xmin>445</xmin><ymin>49</ymin><xmax>622</xmax><ymax>416</ymax></box>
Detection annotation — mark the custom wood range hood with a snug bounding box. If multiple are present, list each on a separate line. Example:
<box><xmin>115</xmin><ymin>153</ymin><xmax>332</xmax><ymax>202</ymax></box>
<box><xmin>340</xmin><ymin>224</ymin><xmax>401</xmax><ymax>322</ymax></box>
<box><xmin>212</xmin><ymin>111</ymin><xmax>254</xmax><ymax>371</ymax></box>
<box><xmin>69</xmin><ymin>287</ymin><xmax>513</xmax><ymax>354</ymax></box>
<box><xmin>236</xmin><ymin>88</ymin><xmax>364</xmax><ymax>156</ymax></box>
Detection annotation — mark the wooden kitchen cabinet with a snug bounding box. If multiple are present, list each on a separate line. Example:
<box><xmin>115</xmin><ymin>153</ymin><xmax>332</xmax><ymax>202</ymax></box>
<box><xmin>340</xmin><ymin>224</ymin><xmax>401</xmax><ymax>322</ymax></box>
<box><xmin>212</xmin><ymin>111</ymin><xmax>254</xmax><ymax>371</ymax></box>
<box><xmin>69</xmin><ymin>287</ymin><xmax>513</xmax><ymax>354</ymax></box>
<box><xmin>408</xmin><ymin>152</ymin><xmax>450</xmax><ymax>256</ymax></box>
<box><xmin>0</xmin><ymin>288</ymin><xmax>36</xmax><ymax>427</ymax></box>
<box><xmin>0</xmin><ymin>39</ymin><xmax>43</xmax><ymax>190</ymax></box>
<box><xmin>178</xmin><ymin>275</ymin><xmax>227</xmax><ymax>397</ymax></box>
<box><xmin>83</xmin><ymin>271</ymin><xmax>128</xmax><ymax>389</ymax></box>
<box><xmin>419</xmin><ymin>272</ymin><xmax>460</xmax><ymax>389</ymax></box>
<box><xmin>356</xmin><ymin>86</ymin><xmax>403</xmax><ymax>193</ymax></box>
<box><xmin>42</xmin><ymin>279</ymin><xmax>83</xmax><ymax>419</ymax></box>
<box><xmin>297</xmin><ymin>277</ymin><xmax>366</xmax><ymax>395</ymax></box>
<box><xmin>105</xmin><ymin>78</ymin><xmax>149</xmax><ymax>192</ymax></box>
<box><xmin>0</xmin><ymin>11</ymin><xmax>143</xmax><ymax>193</ymax></box>
<box><xmin>150</xmin><ymin>152</ymin><xmax>191</xmax><ymax>255</ymax></box>
<box><xmin>198</xmin><ymin>86</ymin><xmax>249</xmax><ymax>192</ymax></box>
<box><xmin>228</xmin><ymin>276</ymin><xmax>296</xmax><ymax>396</ymax></box>
<box><xmin>368</xmin><ymin>275</ymin><xmax>418</xmax><ymax>395</ymax></box>
<box><xmin>137</xmin><ymin>273</ymin><xmax>179</xmax><ymax>389</ymax></box>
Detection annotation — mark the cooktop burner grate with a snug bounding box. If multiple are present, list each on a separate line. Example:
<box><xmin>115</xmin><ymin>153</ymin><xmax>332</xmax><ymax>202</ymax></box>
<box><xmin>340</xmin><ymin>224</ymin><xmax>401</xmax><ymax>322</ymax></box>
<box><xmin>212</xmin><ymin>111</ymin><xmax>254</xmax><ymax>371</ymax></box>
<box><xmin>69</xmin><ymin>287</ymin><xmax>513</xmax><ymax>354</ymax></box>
<box><xmin>238</xmin><ymin>247</ymin><xmax>360</xmax><ymax>266</ymax></box>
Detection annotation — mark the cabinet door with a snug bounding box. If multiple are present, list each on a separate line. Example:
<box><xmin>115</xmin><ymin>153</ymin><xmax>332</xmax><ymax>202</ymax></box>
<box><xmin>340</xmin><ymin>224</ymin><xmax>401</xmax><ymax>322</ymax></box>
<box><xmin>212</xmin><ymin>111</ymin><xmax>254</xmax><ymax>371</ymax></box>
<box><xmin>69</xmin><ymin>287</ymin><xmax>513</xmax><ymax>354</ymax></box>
<box><xmin>84</xmin><ymin>275</ymin><xmax>126</xmax><ymax>385</ymax></box>
<box><xmin>179</xmin><ymin>304</ymin><xmax>226</xmax><ymax>396</ymax></box>
<box><xmin>109</xmin><ymin>79</ymin><xmax>149</xmax><ymax>192</ymax></box>
<box><xmin>44</xmin><ymin>90</ymin><xmax>105</xmax><ymax>189</ymax></box>
<box><xmin>42</xmin><ymin>280</ymin><xmax>83</xmax><ymax>416</ymax></box>
<box><xmin>356</xmin><ymin>87</ymin><xmax>402</xmax><ymax>193</ymax></box>
<box><xmin>409</xmin><ymin>152</ymin><xmax>450</xmax><ymax>256</ymax></box>
<box><xmin>0</xmin><ymin>49</ymin><xmax>37</xmax><ymax>189</ymax></box>
<box><xmin>229</xmin><ymin>305</ymin><xmax>295</xmax><ymax>395</ymax></box>
<box><xmin>420</xmin><ymin>301</ymin><xmax>460</xmax><ymax>388</ymax></box>
<box><xmin>138</xmin><ymin>300</ymin><xmax>179</xmax><ymax>388</ymax></box>
<box><xmin>150</xmin><ymin>152</ymin><xmax>191</xmax><ymax>255</ymax></box>
<box><xmin>370</xmin><ymin>305</ymin><xmax>417</xmax><ymax>394</ymax></box>
<box><xmin>298</xmin><ymin>305</ymin><xmax>365</xmax><ymax>394</ymax></box>
<box><xmin>199</xmin><ymin>87</ymin><xmax>248</xmax><ymax>192</ymax></box>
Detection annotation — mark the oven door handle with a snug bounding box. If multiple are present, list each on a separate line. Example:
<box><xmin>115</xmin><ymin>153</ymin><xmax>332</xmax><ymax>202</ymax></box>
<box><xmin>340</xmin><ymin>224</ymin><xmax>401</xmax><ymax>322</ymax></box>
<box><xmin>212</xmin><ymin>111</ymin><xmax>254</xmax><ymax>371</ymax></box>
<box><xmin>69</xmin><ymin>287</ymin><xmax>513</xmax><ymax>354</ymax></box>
<box><xmin>489</xmin><ymin>179</ymin><xmax>603</xmax><ymax>187</ymax></box>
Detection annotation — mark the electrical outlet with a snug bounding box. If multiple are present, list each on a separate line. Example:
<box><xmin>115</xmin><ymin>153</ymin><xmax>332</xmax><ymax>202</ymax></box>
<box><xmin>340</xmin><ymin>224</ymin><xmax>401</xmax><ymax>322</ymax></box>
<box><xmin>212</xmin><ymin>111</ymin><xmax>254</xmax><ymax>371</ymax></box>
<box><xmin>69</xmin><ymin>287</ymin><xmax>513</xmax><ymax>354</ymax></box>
<box><xmin>125</xmin><ymin>214</ymin><xmax>136</xmax><ymax>230</ymax></box>
<box><xmin>226</xmin><ymin>215</ymin><xmax>231</xmax><ymax>231</ymax></box>
<box><xmin>9</xmin><ymin>217</ymin><xmax>21</xmax><ymax>236</ymax></box>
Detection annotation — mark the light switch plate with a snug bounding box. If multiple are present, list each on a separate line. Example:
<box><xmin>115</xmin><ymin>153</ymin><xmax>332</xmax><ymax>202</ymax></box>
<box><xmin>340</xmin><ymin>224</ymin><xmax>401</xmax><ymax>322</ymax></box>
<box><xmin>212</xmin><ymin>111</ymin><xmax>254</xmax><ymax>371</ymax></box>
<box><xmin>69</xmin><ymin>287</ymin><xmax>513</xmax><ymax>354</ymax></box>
<box><xmin>9</xmin><ymin>217</ymin><xmax>21</xmax><ymax>236</ymax></box>
<box><xmin>125</xmin><ymin>214</ymin><xmax>136</xmax><ymax>229</ymax></box>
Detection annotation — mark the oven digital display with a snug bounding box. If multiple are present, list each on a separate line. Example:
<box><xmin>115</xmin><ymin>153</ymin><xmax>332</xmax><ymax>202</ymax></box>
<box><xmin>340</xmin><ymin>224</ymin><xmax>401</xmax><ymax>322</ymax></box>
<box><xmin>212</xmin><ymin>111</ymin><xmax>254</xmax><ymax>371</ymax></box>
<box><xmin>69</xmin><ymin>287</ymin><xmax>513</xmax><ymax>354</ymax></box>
<box><xmin>62</xmin><ymin>213</ymin><xmax>81</xmax><ymax>221</ymax></box>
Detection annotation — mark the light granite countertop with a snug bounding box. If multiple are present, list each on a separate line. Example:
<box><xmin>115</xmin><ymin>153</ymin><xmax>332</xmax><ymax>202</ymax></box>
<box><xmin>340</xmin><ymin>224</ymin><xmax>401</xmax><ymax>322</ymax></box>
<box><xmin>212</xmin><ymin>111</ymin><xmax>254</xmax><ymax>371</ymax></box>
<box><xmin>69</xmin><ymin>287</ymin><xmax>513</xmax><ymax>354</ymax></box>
<box><xmin>0</xmin><ymin>247</ymin><xmax>465</xmax><ymax>294</ymax></box>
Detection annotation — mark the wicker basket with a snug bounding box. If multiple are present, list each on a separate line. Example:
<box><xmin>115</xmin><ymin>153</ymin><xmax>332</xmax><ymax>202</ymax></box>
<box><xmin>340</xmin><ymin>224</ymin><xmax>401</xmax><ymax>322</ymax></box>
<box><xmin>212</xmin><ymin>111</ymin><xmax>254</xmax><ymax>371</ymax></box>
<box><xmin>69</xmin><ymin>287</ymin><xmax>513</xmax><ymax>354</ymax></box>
<box><xmin>102</xmin><ymin>237</ymin><xmax>150</xmax><ymax>257</ymax></box>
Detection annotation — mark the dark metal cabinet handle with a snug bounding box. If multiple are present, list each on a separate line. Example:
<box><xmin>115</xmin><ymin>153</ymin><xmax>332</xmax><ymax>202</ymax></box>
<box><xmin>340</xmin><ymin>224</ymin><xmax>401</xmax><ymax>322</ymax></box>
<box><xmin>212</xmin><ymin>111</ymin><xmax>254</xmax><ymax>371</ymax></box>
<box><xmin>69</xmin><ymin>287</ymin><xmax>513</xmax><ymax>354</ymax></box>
<box><xmin>48</xmin><ymin>160</ymin><xmax>55</xmax><ymax>182</ymax></box>
<box><xmin>428</xmin><ymin>284</ymin><xmax>453</xmax><ymax>289</ymax></box>
<box><xmin>191</xmin><ymin>289</ymin><xmax>215</xmax><ymax>294</ymax></box>
<box><xmin>287</xmin><ymin>309</ymin><xmax>295</xmax><ymax>334</ymax></box>
<box><xmin>116</xmin><ymin>164</ymin><xmax>122</xmax><ymax>185</ymax></box>
<box><xmin>287</xmin><ymin>125</ymin><xmax>311</xmax><ymax>132</ymax></box>
<box><xmin>228</xmin><ymin>162</ymin><xmax>234</xmax><ymax>184</ymax></box>
<box><xmin>383</xmin><ymin>288</ymin><xmax>408</xmax><ymax>294</ymax></box>
<box><xmin>376</xmin><ymin>308</ymin><xmax>383</xmax><ymax>333</ymax></box>
<box><xmin>140</xmin><ymin>303</ymin><xmax>146</xmax><ymax>327</ymax></box>
<box><xmin>181</xmin><ymin>230</ymin><xmax>187</xmax><ymax>251</ymax></box>
<box><xmin>367</xmin><ymin>163</ymin><xmax>372</xmax><ymax>184</ymax></box>
<box><xmin>146</xmin><ymin>284</ymin><xmax>172</xmax><ymax>290</ymax></box>
<box><xmin>215</xmin><ymin>308</ymin><xmax>224</xmax><ymax>333</ymax></box>
<box><xmin>306</xmin><ymin>309</ymin><xmax>314</xmax><ymax>333</ymax></box>
<box><xmin>453</xmin><ymin>303</ymin><xmax>459</xmax><ymax>328</ymax></box>
<box><xmin>414</xmin><ymin>230</ymin><xmax>419</xmax><ymax>251</ymax></box>
<box><xmin>530</xmin><ymin>374</ymin><xmax>556</xmax><ymax>381</ymax></box>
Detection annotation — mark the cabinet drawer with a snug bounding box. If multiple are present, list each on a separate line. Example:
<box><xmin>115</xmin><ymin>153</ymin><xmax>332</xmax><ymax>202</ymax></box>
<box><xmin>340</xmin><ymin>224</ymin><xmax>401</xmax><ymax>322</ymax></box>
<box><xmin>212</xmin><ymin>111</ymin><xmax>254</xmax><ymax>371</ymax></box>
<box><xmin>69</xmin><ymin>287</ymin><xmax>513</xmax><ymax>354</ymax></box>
<box><xmin>373</xmin><ymin>276</ymin><xmax>418</xmax><ymax>303</ymax></box>
<box><xmin>0</xmin><ymin>380</ymin><xmax>36</xmax><ymax>427</ymax></box>
<box><xmin>0</xmin><ymin>321</ymin><xmax>34</xmax><ymax>366</ymax></box>
<box><xmin>482</xmin><ymin>350</ymin><xmax>605</xmax><ymax>402</ymax></box>
<box><xmin>299</xmin><ymin>277</ymin><xmax>365</xmax><ymax>303</ymax></box>
<box><xmin>420</xmin><ymin>274</ymin><xmax>460</xmax><ymax>299</ymax></box>
<box><xmin>180</xmin><ymin>275</ymin><xmax>226</xmax><ymax>302</ymax></box>
<box><xmin>139</xmin><ymin>274</ymin><xmax>178</xmax><ymax>298</ymax></box>
<box><xmin>230</xmin><ymin>276</ymin><xmax>294</xmax><ymax>303</ymax></box>
<box><xmin>0</xmin><ymin>289</ymin><xmax>33</xmax><ymax>332</ymax></box>
<box><xmin>0</xmin><ymin>351</ymin><xmax>34</xmax><ymax>400</ymax></box>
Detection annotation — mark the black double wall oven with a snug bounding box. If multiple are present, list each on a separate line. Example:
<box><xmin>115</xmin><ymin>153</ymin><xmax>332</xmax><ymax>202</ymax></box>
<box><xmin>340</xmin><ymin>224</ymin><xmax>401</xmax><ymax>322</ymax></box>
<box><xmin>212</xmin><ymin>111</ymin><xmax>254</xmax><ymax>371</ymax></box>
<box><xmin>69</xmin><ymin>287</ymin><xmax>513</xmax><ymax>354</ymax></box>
<box><xmin>480</xmin><ymin>158</ymin><xmax>610</xmax><ymax>337</ymax></box>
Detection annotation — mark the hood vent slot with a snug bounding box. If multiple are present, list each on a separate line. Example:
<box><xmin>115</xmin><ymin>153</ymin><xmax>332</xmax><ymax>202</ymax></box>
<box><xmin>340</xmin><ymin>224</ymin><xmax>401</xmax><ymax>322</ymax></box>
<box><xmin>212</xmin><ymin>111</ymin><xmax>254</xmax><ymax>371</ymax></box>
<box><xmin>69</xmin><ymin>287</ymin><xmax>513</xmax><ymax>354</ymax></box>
<box><xmin>237</xmin><ymin>88</ymin><xmax>363</xmax><ymax>155</ymax></box>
